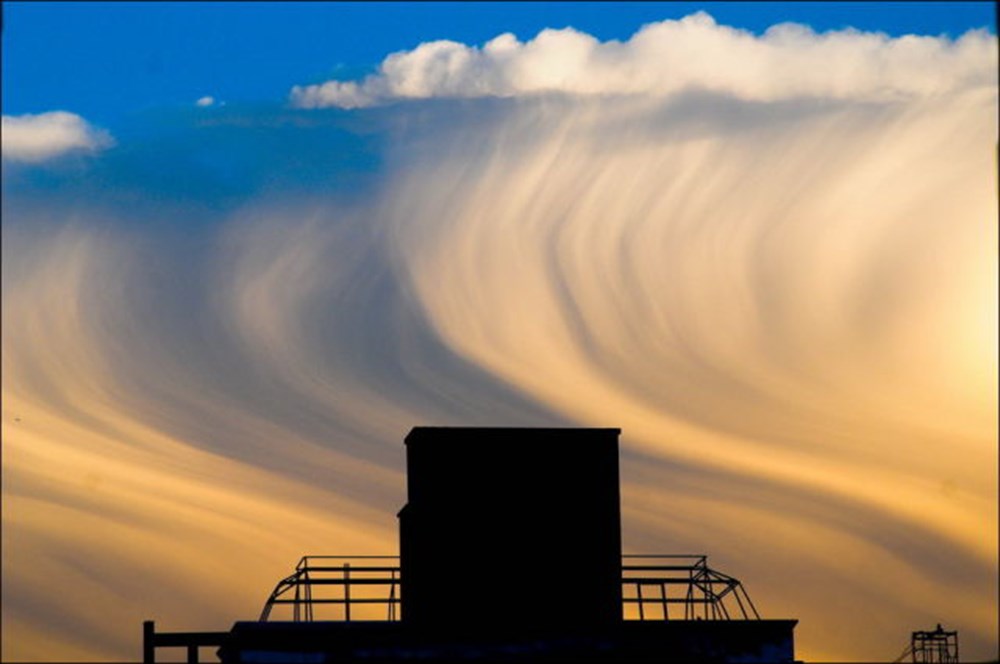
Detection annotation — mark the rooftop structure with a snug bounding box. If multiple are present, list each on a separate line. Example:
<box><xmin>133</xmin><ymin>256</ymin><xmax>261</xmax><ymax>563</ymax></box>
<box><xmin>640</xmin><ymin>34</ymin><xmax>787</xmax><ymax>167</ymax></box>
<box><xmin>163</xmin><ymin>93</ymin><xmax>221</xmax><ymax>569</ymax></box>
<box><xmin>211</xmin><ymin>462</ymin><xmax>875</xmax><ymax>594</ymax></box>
<box><xmin>893</xmin><ymin>624</ymin><xmax>960</xmax><ymax>663</ymax></box>
<box><xmin>400</xmin><ymin>427</ymin><xmax>623</xmax><ymax>629</ymax></box>
<box><xmin>143</xmin><ymin>427</ymin><xmax>797</xmax><ymax>663</ymax></box>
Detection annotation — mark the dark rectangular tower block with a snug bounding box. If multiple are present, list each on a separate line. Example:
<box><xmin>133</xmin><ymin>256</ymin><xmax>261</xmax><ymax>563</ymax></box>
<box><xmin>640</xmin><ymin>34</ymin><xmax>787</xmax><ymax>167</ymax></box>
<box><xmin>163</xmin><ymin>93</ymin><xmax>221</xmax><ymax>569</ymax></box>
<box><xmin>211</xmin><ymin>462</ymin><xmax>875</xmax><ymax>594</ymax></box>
<box><xmin>398</xmin><ymin>427</ymin><xmax>622</xmax><ymax>630</ymax></box>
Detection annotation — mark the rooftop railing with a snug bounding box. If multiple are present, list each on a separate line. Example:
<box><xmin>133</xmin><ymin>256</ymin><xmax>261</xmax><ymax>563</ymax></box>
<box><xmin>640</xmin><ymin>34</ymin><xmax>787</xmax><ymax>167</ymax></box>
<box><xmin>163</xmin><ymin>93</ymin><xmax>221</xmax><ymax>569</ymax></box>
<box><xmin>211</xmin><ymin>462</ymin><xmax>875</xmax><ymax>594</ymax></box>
<box><xmin>259</xmin><ymin>554</ymin><xmax>760</xmax><ymax>623</ymax></box>
<box><xmin>259</xmin><ymin>555</ymin><xmax>400</xmax><ymax>622</ymax></box>
<box><xmin>621</xmin><ymin>554</ymin><xmax>760</xmax><ymax>621</ymax></box>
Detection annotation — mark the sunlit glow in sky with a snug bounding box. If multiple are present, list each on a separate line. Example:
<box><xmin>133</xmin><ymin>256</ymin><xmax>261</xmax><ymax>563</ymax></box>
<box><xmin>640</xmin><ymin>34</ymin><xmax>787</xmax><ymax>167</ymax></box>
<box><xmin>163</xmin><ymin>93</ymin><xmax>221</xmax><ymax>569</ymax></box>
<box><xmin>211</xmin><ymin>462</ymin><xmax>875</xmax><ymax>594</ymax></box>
<box><xmin>2</xmin><ymin>3</ymin><xmax>997</xmax><ymax>662</ymax></box>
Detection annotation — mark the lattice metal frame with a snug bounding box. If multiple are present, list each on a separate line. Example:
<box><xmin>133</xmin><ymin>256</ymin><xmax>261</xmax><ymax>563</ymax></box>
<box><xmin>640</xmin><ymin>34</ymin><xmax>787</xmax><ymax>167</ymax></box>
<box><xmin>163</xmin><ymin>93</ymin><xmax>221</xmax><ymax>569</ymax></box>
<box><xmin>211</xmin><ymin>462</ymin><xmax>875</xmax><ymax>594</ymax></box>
<box><xmin>911</xmin><ymin>625</ymin><xmax>959</xmax><ymax>663</ymax></box>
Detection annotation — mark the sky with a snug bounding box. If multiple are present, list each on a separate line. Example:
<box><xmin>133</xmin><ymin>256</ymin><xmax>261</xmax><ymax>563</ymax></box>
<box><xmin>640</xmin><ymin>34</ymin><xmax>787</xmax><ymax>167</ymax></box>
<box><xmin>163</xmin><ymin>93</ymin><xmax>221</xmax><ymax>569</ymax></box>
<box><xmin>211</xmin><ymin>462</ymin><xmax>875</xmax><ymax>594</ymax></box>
<box><xmin>2</xmin><ymin>2</ymin><xmax>998</xmax><ymax>662</ymax></box>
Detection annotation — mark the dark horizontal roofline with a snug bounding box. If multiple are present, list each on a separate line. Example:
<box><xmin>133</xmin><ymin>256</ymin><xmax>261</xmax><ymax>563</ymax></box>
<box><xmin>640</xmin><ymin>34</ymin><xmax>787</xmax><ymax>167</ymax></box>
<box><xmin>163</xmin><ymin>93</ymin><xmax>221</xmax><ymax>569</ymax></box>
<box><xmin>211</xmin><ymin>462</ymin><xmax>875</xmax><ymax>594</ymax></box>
<box><xmin>405</xmin><ymin>426</ymin><xmax>622</xmax><ymax>444</ymax></box>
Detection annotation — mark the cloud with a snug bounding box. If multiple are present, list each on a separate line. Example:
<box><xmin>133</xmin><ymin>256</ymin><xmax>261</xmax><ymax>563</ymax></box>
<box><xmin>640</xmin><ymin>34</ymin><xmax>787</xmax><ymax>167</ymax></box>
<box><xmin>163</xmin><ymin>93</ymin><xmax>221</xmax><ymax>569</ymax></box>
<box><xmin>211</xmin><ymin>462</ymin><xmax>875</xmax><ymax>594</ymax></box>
<box><xmin>377</xmin><ymin>88</ymin><xmax>998</xmax><ymax>658</ymax></box>
<box><xmin>196</xmin><ymin>95</ymin><xmax>216</xmax><ymax>107</ymax></box>
<box><xmin>3</xmin><ymin>13</ymin><xmax>998</xmax><ymax>664</ymax></box>
<box><xmin>1</xmin><ymin>111</ymin><xmax>113</xmax><ymax>163</ymax></box>
<box><xmin>290</xmin><ymin>12</ymin><xmax>997</xmax><ymax>108</ymax></box>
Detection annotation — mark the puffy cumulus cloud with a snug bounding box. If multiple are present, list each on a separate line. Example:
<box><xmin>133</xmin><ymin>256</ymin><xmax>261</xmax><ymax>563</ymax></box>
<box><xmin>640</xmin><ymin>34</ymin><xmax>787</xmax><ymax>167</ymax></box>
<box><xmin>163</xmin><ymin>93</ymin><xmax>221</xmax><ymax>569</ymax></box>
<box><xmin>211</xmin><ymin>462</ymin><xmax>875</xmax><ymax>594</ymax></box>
<box><xmin>196</xmin><ymin>95</ymin><xmax>216</xmax><ymax>107</ymax></box>
<box><xmin>1</xmin><ymin>111</ymin><xmax>113</xmax><ymax>163</ymax></box>
<box><xmin>290</xmin><ymin>12</ymin><xmax>997</xmax><ymax>108</ymax></box>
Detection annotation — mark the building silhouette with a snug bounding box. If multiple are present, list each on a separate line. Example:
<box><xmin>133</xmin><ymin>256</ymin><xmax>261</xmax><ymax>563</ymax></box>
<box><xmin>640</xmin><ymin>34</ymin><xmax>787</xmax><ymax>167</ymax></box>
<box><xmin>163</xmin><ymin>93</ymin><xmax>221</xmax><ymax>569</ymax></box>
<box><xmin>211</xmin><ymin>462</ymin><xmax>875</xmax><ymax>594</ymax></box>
<box><xmin>144</xmin><ymin>427</ymin><xmax>798</xmax><ymax>662</ymax></box>
<box><xmin>400</xmin><ymin>427</ymin><xmax>622</xmax><ymax>629</ymax></box>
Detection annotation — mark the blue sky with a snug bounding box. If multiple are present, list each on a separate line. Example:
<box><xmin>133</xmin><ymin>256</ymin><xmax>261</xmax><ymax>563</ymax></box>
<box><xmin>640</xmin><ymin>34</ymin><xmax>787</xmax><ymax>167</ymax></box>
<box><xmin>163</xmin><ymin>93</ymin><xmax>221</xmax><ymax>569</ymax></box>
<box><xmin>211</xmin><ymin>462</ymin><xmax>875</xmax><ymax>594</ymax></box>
<box><xmin>3</xmin><ymin>1</ymin><xmax>996</xmax><ymax>217</ymax></box>
<box><xmin>3</xmin><ymin>2</ymin><xmax>997</xmax><ymax>127</ymax></box>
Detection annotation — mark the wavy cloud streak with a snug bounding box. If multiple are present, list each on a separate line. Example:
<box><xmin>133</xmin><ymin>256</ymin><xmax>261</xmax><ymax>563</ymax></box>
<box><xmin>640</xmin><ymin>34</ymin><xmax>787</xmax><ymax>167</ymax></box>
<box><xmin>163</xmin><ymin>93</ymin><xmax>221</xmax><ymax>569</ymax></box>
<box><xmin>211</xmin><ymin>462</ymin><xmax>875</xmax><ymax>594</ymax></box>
<box><xmin>3</xmin><ymin>13</ymin><xmax>998</xmax><ymax>663</ymax></box>
<box><xmin>379</xmin><ymin>88</ymin><xmax>997</xmax><ymax>658</ymax></box>
<box><xmin>2</xmin><ymin>211</ymin><xmax>566</xmax><ymax>661</ymax></box>
<box><xmin>291</xmin><ymin>13</ymin><xmax>996</xmax><ymax>108</ymax></box>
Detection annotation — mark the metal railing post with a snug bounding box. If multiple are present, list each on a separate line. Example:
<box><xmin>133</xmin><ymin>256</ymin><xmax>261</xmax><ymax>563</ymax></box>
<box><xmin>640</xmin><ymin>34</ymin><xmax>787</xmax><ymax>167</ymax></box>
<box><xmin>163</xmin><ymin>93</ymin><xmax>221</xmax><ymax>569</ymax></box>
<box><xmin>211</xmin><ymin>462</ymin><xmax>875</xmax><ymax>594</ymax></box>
<box><xmin>388</xmin><ymin>568</ymin><xmax>397</xmax><ymax>621</ymax></box>
<box><xmin>304</xmin><ymin>566</ymin><xmax>313</xmax><ymax>622</ymax></box>
<box><xmin>293</xmin><ymin>571</ymin><xmax>301</xmax><ymax>622</ymax></box>
<box><xmin>143</xmin><ymin>620</ymin><xmax>155</xmax><ymax>664</ymax></box>
<box><xmin>344</xmin><ymin>562</ymin><xmax>351</xmax><ymax>623</ymax></box>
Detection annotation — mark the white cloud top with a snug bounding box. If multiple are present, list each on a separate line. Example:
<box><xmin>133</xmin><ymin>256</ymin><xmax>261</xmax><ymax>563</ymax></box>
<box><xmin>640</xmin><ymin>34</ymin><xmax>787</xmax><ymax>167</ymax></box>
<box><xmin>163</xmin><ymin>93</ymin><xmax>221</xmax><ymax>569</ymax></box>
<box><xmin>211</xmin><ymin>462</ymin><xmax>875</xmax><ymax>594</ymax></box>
<box><xmin>1</xmin><ymin>111</ymin><xmax>113</xmax><ymax>162</ymax></box>
<box><xmin>291</xmin><ymin>12</ymin><xmax>997</xmax><ymax>108</ymax></box>
<box><xmin>196</xmin><ymin>95</ymin><xmax>216</xmax><ymax>107</ymax></box>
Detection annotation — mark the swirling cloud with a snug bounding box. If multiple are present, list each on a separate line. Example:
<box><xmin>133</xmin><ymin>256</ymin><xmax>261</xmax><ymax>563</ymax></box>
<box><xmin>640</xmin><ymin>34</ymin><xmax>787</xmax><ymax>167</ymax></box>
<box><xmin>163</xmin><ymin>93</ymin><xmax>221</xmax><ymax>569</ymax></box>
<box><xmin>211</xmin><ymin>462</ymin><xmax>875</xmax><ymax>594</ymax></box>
<box><xmin>291</xmin><ymin>13</ymin><xmax>996</xmax><ymax>108</ymax></box>
<box><xmin>1</xmin><ymin>209</ymin><xmax>568</xmax><ymax>660</ymax></box>
<box><xmin>377</xmin><ymin>88</ymin><xmax>997</xmax><ymax>657</ymax></box>
<box><xmin>1</xmin><ymin>111</ymin><xmax>113</xmax><ymax>163</ymax></box>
